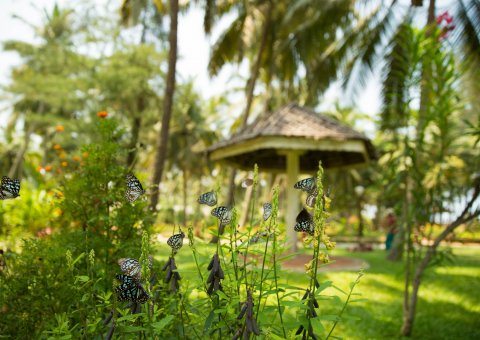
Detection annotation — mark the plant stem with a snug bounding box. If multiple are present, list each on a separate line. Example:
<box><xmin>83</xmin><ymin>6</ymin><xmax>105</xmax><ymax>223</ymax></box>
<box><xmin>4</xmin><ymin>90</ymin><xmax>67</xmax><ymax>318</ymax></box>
<box><xmin>272</xmin><ymin>228</ymin><xmax>287</xmax><ymax>337</ymax></box>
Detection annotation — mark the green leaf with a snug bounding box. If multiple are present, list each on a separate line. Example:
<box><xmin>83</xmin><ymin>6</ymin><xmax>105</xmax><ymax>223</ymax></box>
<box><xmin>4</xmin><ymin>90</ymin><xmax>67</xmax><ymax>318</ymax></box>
<box><xmin>203</xmin><ymin>310</ymin><xmax>215</xmax><ymax>333</ymax></box>
<box><xmin>152</xmin><ymin>315</ymin><xmax>174</xmax><ymax>332</ymax></box>
<box><xmin>311</xmin><ymin>317</ymin><xmax>325</xmax><ymax>335</ymax></box>
<box><xmin>123</xmin><ymin>326</ymin><xmax>148</xmax><ymax>333</ymax></box>
<box><xmin>331</xmin><ymin>285</ymin><xmax>347</xmax><ymax>295</ymax></box>
<box><xmin>268</xmin><ymin>332</ymin><xmax>287</xmax><ymax>340</ymax></box>
<box><xmin>318</xmin><ymin>314</ymin><xmax>340</xmax><ymax>322</ymax></box>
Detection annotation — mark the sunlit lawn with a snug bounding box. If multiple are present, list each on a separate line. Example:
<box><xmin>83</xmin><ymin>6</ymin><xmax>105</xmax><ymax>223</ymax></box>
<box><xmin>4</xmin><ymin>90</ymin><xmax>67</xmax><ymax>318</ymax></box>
<box><xmin>156</xmin><ymin>241</ymin><xmax>480</xmax><ymax>339</ymax></box>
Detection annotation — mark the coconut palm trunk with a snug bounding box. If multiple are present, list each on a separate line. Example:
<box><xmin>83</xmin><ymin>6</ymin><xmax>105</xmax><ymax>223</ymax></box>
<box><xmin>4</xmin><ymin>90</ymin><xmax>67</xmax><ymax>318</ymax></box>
<box><xmin>149</xmin><ymin>0</ymin><xmax>179</xmax><ymax>211</ymax></box>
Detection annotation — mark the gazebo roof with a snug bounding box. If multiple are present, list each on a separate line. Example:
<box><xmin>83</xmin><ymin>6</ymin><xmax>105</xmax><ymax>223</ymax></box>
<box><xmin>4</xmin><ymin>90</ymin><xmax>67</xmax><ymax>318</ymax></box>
<box><xmin>206</xmin><ymin>103</ymin><xmax>376</xmax><ymax>171</ymax></box>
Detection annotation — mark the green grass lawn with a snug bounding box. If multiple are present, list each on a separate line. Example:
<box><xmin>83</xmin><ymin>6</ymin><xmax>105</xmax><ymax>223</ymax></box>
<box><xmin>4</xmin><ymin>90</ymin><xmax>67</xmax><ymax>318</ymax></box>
<box><xmin>159</xmin><ymin>242</ymin><xmax>480</xmax><ymax>340</ymax></box>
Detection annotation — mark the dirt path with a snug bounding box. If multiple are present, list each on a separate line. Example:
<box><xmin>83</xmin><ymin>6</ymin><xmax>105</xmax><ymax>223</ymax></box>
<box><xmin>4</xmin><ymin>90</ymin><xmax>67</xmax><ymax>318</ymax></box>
<box><xmin>282</xmin><ymin>254</ymin><xmax>369</xmax><ymax>272</ymax></box>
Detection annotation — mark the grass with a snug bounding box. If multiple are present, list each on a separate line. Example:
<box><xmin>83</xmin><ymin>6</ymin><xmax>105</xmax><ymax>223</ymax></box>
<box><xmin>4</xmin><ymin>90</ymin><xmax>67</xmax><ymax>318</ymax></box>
<box><xmin>157</xmin><ymin>241</ymin><xmax>480</xmax><ymax>339</ymax></box>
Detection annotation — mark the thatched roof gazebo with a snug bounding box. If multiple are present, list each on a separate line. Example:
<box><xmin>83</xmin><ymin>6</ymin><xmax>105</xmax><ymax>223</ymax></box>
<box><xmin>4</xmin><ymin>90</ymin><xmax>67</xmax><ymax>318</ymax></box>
<box><xmin>206</xmin><ymin>103</ymin><xmax>376</xmax><ymax>250</ymax></box>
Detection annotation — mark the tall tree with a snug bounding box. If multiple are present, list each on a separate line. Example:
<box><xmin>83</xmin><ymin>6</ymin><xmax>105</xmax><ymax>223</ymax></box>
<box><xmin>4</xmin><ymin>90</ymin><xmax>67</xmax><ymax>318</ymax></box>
<box><xmin>149</xmin><ymin>0</ymin><xmax>179</xmax><ymax>210</ymax></box>
<box><xmin>2</xmin><ymin>4</ymin><xmax>90</xmax><ymax>178</ymax></box>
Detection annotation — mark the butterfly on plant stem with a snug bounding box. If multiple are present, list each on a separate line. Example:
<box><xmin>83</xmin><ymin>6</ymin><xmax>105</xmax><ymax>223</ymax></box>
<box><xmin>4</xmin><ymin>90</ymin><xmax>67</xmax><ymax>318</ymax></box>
<box><xmin>125</xmin><ymin>174</ymin><xmax>145</xmax><ymax>203</ymax></box>
<box><xmin>115</xmin><ymin>274</ymin><xmax>150</xmax><ymax>303</ymax></box>
<box><xmin>294</xmin><ymin>208</ymin><xmax>315</xmax><ymax>235</ymax></box>
<box><xmin>294</xmin><ymin>177</ymin><xmax>319</xmax><ymax>208</ymax></box>
<box><xmin>211</xmin><ymin>206</ymin><xmax>232</xmax><ymax>226</ymax></box>
<box><xmin>167</xmin><ymin>232</ymin><xmax>185</xmax><ymax>253</ymax></box>
<box><xmin>197</xmin><ymin>191</ymin><xmax>217</xmax><ymax>206</ymax></box>
<box><xmin>118</xmin><ymin>258</ymin><xmax>141</xmax><ymax>279</ymax></box>
<box><xmin>0</xmin><ymin>176</ymin><xmax>20</xmax><ymax>200</ymax></box>
<box><xmin>263</xmin><ymin>203</ymin><xmax>272</xmax><ymax>221</ymax></box>
<box><xmin>241</xmin><ymin>178</ymin><xmax>254</xmax><ymax>188</ymax></box>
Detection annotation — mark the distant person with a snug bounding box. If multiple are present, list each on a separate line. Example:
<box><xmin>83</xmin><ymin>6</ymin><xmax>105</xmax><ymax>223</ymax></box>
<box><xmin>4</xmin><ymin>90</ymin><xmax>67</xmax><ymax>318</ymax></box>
<box><xmin>384</xmin><ymin>211</ymin><xmax>397</xmax><ymax>250</ymax></box>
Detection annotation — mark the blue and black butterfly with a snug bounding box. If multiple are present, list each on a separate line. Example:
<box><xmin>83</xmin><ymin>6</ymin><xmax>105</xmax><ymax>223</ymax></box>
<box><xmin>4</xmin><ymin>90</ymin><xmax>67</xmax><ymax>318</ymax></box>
<box><xmin>211</xmin><ymin>206</ymin><xmax>232</xmax><ymax>226</ymax></box>
<box><xmin>167</xmin><ymin>232</ymin><xmax>185</xmax><ymax>252</ymax></box>
<box><xmin>197</xmin><ymin>191</ymin><xmax>217</xmax><ymax>206</ymax></box>
<box><xmin>118</xmin><ymin>258</ymin><xmax>141</xmax><ymax>279</ymax></box>
<box><xmin>294</xmin><ymin>177</ymin><xmax>318</xmax><ymax>208</ymax></box>
<box><xmin>115</xmin><ymin>274</ymin><xmax>150</xmax><ymax>303</ymax></box>
<box><xmin>294</xmin><ymin>208</ymin><xmax>315</xmax><ymax>235</ymax></box>
<box><xmin>0</xmin><ymin>176</ymin><xmax>20</xmax><ymax>200</ymax></box>
<box><xmin>263</xmin><ymin>203</ymin><xmax>272</xmax><ymax>221</ymax></box>
<box><xmin>125</xmin><ymin>174</ymin><xmax>145</xmax><ymax>203</ymax></box>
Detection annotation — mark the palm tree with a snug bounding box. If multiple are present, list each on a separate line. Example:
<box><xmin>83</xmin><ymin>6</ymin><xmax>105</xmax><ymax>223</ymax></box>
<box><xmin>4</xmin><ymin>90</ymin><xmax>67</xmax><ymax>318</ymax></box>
<box><xmin>3</xmin><ymin>4</ymin><xmax>89</xmax><ymax>178</ymax></box>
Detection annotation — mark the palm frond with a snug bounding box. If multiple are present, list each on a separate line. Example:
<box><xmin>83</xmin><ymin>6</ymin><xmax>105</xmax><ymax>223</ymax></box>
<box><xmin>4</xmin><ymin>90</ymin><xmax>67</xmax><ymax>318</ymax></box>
<box><xmin>381</xmin><ymin>21</ymin><xmax>416</xmax><ymax>129</ymax></box>
<box><xmin>454</xmin><ymin>0</ymin><xmax>480</xmax><ymax>65</ymax></box>
<box><xmin>343</xmin><ymin>1</ymin><xmax>401</xmax><ymax>95</ymax></box>
<box><xmin>208</xmin><ymin>11</ymin><xmax>247</xmax><ymax>77</ymax></box>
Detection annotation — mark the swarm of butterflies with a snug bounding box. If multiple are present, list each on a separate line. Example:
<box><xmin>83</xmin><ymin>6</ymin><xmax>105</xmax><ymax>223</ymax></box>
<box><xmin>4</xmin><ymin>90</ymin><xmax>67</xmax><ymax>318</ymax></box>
<box><xmin>115</xmin><ymin>258</ymin><xmax>151</xmax><ymax>304</ymax></box>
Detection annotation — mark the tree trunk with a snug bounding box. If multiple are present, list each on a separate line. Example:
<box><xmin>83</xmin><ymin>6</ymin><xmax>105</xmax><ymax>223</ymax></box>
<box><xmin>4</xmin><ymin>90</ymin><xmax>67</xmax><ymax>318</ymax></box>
<box><xmin>401</xmin><ymin>182</ymin><xmax>480</xmax><ymax>336</ymax></box>
<box><xmin>8</xmin><ymin>122</ymin><xmax>35</xmax><ymax>179</ymax></box>
<box><xmin>149</xmin><ymin>0</ymin><xmax>179</xmax><ymax>211</ymax></box>
<box><xmin>127</xmin><ymin>115</ymin><xmax>142</xmax><ymax>167</ymax></box>
<box><xmin>400</xmin><ymin>0</ymin><xmax>437</xmax><ymax>333</ymax></box>
<box><xmin>182</xmin><ymin>168</ymin><xmax>188</xmax><ymax>226</ymax></box>
<box><xmin>401</xmin><ymin>186</ymin><xmax>480</xmax><ymax>336</ymax></box>
<box><xmin>356</xmin><ymin>198</ymin><xmax>364</xmax><ymax>238</ymax></box>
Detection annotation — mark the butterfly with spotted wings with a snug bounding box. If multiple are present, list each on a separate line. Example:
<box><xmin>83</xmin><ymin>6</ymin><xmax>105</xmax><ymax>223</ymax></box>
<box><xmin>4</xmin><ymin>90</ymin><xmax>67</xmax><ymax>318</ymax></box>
<box><xmin>167</xmin><ymin>232</ymin><xmax>185</xmax><ymax>252</ymax></box>
<box><xmin>197</xmin><ymin>191</ymin><xmax>217</xmax><ymax>206</ymax></box>
<box><xmin>263</xmin><ymin>203</ymin><xmax>272</xmax><ymax>221</ymax></box>
<box><xmin>294</xmin><ymin>208</ymin><xmax>315</xmax><ymax>235</ymax></box>
<box><xmin>115</xmin><ymin>274</ymin><xmax>150</xmax><ymax>303</ymax></box>
<box><xmin>0</xmin><ymin>176</ymin><xmax>20</xmax><ymax>200</ymax></box>
<box><xmin>125</xmin><ymin>174</ymin><xmax>145</xmax><ymax>203</ymax></box>
<box><xmin>294</xmin><ymin>177</ymin><xmax>319</xmax><ymax>208</ymax></box>
<box><xmin>211</xmin><ymin>206</ymin><xmax>232</xmax><ymax>226</ymax></box>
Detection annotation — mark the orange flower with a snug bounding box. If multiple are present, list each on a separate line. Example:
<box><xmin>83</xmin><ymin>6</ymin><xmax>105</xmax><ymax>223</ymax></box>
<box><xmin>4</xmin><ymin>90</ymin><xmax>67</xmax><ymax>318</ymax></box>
<box><xmin>59</xmin><ymin>152</ymin><xmax>67</xmax><ymax>159</ymax></box>
<box><xmin>55</xmin><ymin>125</ymin><xmax>65</xmax><ymax>132</ymax></box>
<box><xmin>61</xmin><ymin>161</ymin><xmax>68</xmax><ymax>167</ymax></box>
<box><xmin>97</xmin><ymin>111</ymin><xmax>108</xmax><ymax>118</ymax></box>
<box><xmin>72</xmin><ymin>155</ymin><xmax>81</xmax><ymax>162</ymax></box>
<box><xmin>82</xmin><ymin>152</ymin><xmax>89</xmax><ymax>158</ymax></box>
<box><xmin>44</xmin><ymin>165</ymin><xmax>52</xmax><ymax>172</ymax></box>
<box><xmin>36</xmin><ymin>166</ymin><xmax>44</xmax><ymax>172</ymax></box>
<box><xmin>53</xmin><ymin>144</ymin><xmax>62</xmax><ymax>150</ymax></box>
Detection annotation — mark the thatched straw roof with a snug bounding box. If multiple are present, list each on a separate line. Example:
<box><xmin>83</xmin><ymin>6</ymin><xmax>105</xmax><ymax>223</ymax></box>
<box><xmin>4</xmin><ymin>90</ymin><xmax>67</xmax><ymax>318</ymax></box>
<box><xmin>206</xmin><ymin>103</ymin><xmax>376</xmax><ymax>171</ymax></box>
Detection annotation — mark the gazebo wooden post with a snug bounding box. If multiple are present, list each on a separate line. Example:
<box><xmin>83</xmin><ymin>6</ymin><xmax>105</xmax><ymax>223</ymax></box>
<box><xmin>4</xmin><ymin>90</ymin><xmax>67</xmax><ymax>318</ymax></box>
<box><xmin>284</xmin><ymin>150</ymin><xmax>301</xmax><ymax>252</ymax></box>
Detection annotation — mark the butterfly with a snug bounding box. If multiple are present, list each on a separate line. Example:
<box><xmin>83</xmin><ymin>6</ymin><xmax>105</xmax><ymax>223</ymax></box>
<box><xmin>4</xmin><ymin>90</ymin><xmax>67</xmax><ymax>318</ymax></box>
<box><xmin>241</xmin><ymin>178</ymin><xmax>254</xmax><ymax>188</ymax></box>
<box><xmin>263</xmin><ymin>203</ymin><xmax>272</xmax><ymax>221</ymax></box>
<box><xmin>294</xmin><ymin>177</ymin><xmax>318</xmax><ymax>208</ymax></box>
<box><xmin>0</xmin><ymin>176</ymin><xmax>20</xmax><ymax>200</ymax></box>
<box><xmin>118</xmin><ymin>258</ymin><xmax>141</xmax><ymax>279</ymax></box>
<box><xmin>125</xmin><ymin>174</ymin><xmax>145</xmax><ymax>203</ymax></box>
<box><xmin>115</xmin><ymin>274</ymin><xmax>150</xmax><ymax>303</ymax></box>
<box><xmin>248</xmin><ymin>231</ymin><xmax>270</xmax><ymax>245</ymax></box>
<box><xmin>167</xmin><ymin>232</ymin><xmax>185</xmax><ymax>252</ymax></box>
<box><xmin>211</xmin><ymin>206</ymin><xmax>232</xmax><ymax>226</ymax></box>
<box><xmin>294</xmin><ymin>208</ymin><xmax>315</xmax><ymax>235</ymax></box>
<box><xmin>197</xmin><ymin>191</ymin><xmax>217</xmax><ymax>206</ymax></box>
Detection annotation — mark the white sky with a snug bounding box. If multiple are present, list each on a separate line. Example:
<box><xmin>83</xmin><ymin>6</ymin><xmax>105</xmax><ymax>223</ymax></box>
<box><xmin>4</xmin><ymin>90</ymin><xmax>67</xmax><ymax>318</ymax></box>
<box><xmin>0</xmin><ymin>0</ymin><xmax>382</xmax><ymax>134</ymax></box>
